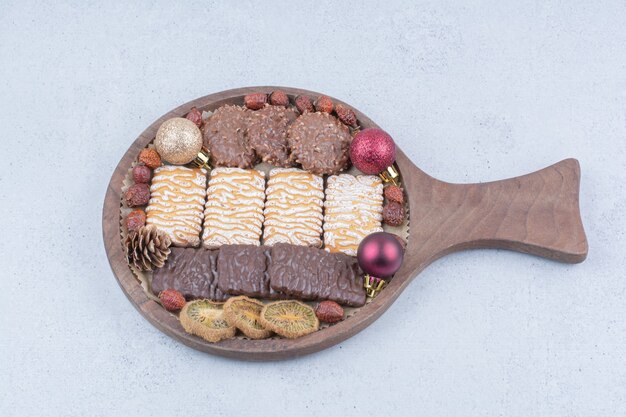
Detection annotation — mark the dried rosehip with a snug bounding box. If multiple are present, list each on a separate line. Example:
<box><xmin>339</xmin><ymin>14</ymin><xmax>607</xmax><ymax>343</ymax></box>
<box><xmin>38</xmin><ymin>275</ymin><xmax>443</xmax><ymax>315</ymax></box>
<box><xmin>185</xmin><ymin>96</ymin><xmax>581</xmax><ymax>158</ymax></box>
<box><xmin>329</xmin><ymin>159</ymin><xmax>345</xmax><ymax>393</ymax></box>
<box><xmin>138</xmin><ymin>148</ymin><xmax>161</xmax><ymax>169</ymax></box>
<box><xmin>244</xmin><ymin>93</ymin><xmax>268</xmax><ymax>110</ymax></box>
<box><xmin>335</xmin><ymin>104</ymin><xmax>358</xmax><ymax>127</ymax></box>
<box><xmin>269</xmin><ymin>90</ymin><xmax>289</xmax><ymax>107</ymax></box>
<box><xmin>315</xmin><ymin>300</ymin><xmax>344</xmax><ymax>323</ymax></box>
<box><xmin>132</xmin><ymin>165</ymin><xmax>152</xmax><ymax>184</ymax></box>
<box><xmin>159</xmin><ymin>289</ymin><xmax>186</xmax><ymax>311</ymax></box>
<box><xmin>125</xmin><ymin>183</ymin><xmax>151</xmax><ymax>207</ymax></box>
<box><xmin>384</xmin><ymin>185</ymin><xmax>404</xmax><ymax>204</ymax></box>
<box><xmin>383</xmin><ymin>201</ymin><xmax>405</xmax><ymax>226</ymax></box>
<box><xmin>315</xmin><ymin>95</ymin><xmax>334</xmax><ymax>113</ymax></box>
<box><xmin>185</xmin><ymin>107</ymin><xmax>203</xmax><ymax>127</ymax></box>
<box><xmin>295</xmin><ymin>95</ymin><xmax>314</xmax><ymax>114</ymax></box>
<box><xmin>126</xmin><ymin>209</ymin><xmax>146</xmax><ymax>232</ymax></box>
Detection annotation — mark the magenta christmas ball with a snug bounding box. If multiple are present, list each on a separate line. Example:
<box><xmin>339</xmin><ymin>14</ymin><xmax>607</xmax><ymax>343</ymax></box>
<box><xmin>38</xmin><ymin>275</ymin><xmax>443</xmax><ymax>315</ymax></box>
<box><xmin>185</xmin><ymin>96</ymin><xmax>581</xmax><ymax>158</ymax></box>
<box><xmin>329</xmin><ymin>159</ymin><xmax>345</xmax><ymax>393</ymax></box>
<box><xmin>349</xmin><ymin>128</ymin><xmax>396</xmax><ymax>174</ymax></box>
<box><xmin>357</xmin><ymin>232</ymin><xmax>404</xmax><ymax>278</ymax></box>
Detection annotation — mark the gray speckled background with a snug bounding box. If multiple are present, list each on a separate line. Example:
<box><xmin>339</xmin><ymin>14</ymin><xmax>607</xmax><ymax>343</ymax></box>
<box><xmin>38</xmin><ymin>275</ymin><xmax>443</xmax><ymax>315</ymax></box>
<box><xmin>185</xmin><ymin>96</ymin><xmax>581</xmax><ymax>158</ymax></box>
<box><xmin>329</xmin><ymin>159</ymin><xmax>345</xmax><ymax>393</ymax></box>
<box><xmin>1</xmin><ymin>1</ymin><xmax>625</xmax><ymax>416</ymax></box>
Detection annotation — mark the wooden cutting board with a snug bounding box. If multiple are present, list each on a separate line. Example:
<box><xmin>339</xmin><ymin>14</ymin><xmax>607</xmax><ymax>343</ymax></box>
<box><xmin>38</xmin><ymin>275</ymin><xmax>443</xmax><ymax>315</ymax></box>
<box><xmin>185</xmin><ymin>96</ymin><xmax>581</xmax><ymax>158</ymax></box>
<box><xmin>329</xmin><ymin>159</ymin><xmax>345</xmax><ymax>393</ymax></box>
<box><xmin>102</xmin><ymin>86</ymin><xmax>588</xmax><ymax>360</ymax></box>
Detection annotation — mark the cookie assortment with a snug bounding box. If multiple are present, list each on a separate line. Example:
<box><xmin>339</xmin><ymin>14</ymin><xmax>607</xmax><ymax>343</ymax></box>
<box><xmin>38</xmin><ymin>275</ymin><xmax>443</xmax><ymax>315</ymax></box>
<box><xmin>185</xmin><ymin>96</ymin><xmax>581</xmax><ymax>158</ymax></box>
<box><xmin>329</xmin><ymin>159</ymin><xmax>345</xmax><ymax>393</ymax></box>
<box><xmin>121</xmin><ymin>90</ymin><xmax>408</xmax><ymax>343</ymax></box>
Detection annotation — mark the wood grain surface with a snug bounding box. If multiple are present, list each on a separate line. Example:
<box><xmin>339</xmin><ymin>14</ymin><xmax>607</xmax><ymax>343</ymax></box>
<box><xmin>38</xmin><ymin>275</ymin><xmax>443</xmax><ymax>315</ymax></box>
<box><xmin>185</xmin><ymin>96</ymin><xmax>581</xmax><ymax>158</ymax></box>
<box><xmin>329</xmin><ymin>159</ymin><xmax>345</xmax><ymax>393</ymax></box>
<box><xmin>102</xmin><ymin>86</ymin><xmax>588</xmax><ymax>361</ymax></box>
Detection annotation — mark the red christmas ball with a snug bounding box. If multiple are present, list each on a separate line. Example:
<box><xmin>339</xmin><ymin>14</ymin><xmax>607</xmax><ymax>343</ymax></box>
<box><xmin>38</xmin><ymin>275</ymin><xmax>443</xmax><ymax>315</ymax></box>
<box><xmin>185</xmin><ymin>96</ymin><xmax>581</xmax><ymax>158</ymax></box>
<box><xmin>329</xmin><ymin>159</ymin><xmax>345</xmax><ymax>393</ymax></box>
<box><xmin>357</xmin><ymin>232</ymin><xmax>404</xmax><ymax>278</ymax></box>
<box><xmin>349</xmin><ymin>128</ymin><xmax>396</xmax><ymax>174</ymax></box>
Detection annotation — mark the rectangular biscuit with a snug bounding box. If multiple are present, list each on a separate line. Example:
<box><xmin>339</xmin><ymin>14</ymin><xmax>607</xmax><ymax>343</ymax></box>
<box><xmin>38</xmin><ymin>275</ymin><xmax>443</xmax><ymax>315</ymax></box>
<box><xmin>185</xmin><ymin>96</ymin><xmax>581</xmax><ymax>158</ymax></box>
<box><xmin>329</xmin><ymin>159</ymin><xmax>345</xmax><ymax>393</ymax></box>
<box><xmin>146</xmin><ymin>166</ymin><xmax>207</xmax><ymax>247</ymax></box>
<box><xmin>323</xmin><ymin>174</ymin><xmax>383</xmax><ymax>256</ymax></box>
<box><xmin>202</xmin><ymin>168</ymin><xmax>265</xmax><ymax>248</ymax></box>
<box><xmin>216</xmin><ymin>245</ymin><xmax>282</xmax><ymax>299</ymax></box>
<box><xmin>263</xmin><ymin>168</ymin><xmax>324</xmax><ymax>247</ymax></box>
<box><xmin>151</xmin><ymin>247</ymin><xmax>228</xmax><ymax>301</ymax></box>
<box><xmin>268</xmin><ymin>243</ymin><xmax>366</xmax><ymax>307</ymax></box>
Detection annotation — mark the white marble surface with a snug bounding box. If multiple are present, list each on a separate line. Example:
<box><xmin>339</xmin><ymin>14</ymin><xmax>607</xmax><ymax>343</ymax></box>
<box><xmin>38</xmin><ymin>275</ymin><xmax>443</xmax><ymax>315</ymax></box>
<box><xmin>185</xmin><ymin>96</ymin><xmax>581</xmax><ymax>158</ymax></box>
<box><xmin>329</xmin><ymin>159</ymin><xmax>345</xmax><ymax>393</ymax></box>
<box><xmin>1</xmin><ymin>1</ymin><xmax>625</xmax><ymax>416</ymax></box>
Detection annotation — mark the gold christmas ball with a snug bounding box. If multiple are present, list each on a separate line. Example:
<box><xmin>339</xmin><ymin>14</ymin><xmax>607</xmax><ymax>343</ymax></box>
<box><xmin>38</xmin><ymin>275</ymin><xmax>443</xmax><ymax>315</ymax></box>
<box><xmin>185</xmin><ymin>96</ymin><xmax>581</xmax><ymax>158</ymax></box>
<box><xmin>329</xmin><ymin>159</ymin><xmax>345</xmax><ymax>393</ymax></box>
<box><xmin>154</xmin><ymin>117</ymin><xmax>203</xmax><ymax>165</ymax></box>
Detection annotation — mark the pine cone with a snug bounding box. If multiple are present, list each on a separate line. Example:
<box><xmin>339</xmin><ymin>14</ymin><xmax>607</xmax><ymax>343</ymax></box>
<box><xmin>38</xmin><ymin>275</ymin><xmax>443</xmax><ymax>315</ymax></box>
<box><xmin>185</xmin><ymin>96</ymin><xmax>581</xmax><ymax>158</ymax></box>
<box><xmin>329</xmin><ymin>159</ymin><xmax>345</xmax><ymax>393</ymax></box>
<box><xmin>125</xmin><ymin>225</ymin><xmax>172</xmax><ymax>271</ymax></box>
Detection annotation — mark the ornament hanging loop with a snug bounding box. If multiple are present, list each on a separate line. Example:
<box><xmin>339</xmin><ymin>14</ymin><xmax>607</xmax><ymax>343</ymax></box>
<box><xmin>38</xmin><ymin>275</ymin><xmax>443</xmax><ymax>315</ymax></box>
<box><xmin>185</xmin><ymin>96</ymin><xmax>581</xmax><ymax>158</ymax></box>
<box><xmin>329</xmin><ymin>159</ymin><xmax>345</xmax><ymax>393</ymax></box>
<box><xmin>363</xmin><ymin>274</ymin><xmax>387</xmax><ymax>298</ymax></box>
<box><xmin>379</xmin><ymin>163</ymin><xmax>400</xmax><ymax>186</ymax></box>
<box><xmin>190</xmin><ymin>146</ymin><xmax>211</xmax><ymax>170</ymax></box>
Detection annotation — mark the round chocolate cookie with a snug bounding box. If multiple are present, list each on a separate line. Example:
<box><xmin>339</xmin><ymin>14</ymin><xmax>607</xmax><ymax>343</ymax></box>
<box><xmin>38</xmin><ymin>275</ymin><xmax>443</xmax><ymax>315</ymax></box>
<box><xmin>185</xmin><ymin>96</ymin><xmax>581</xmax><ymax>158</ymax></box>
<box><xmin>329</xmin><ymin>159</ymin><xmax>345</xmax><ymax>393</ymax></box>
<box><xmin>202</xmin><ymin>105</ymin><xmax>256</xmax><ymax>168</ymax></box>
<box><xmin>247</xmin><ymin>105</ymin><xmax>298</xmax><ymax>167</ymax></box>
<box><xmin>287</xmin><ymin>112</ymin><xmax>352</xmax><ymax>175</ymax></box>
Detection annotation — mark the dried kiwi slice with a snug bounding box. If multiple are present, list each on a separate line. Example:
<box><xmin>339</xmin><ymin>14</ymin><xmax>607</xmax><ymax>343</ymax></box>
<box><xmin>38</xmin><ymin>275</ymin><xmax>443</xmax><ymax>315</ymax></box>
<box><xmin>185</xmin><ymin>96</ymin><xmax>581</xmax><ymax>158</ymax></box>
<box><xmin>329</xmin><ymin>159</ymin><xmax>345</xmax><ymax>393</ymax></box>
<box><xmin>223</xmin><ymin>296</ymin><xmax>272</xmax><ymax>339</ymax></box>
<box><xmin>179</xmin><ymin>299</ymin><xmax>236</xmax><ymax>343</ymax></box>
<box><xmin>259</xmin><ymin>300</ymin><xmax>319</xmax><ymax>339</ymax></box>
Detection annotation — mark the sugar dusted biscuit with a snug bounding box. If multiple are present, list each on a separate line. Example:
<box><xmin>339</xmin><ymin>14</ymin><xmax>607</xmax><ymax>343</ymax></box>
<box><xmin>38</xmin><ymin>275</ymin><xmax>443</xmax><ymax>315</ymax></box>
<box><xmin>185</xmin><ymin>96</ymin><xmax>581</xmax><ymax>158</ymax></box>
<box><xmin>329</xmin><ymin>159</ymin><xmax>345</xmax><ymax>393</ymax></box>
<box><xmin>323</xmin><ymin>174</ymin><xmax>383</xmax><ymax>256</ymax></box>
<box><xmin>202</xmin><ymin>168</ymin><xmax>265</xmax><ymax>248</ymax></box>
<box><xmin>146</xmin><ymin>166</ymin><xmax>207</xmax><ymax>247</ymax></box>
<box><xmin>263</xmin><ymin>168</ymin><xmax>324</xmax><ymax>247</ymax></box>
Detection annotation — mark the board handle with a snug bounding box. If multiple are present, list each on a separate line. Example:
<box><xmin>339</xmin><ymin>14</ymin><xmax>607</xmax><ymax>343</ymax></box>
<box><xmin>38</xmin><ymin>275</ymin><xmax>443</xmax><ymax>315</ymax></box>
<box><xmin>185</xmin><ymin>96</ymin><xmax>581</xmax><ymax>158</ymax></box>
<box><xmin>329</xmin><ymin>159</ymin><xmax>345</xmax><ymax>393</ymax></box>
<box><xmin>404</xmin><ymin>158</ymin><xmax>588</xmax><ymax>265</ymax></box>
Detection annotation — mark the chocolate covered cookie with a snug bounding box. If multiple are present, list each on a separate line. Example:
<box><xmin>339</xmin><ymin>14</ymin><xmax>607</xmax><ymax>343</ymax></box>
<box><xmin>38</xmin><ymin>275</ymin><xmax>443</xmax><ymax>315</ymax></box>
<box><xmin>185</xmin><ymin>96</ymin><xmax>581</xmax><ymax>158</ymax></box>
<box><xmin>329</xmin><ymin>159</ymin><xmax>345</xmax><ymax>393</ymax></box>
<box><xmin>247</xmin><ymin>105</ymin><xmax>298</xmax><ymax>167</ymax></box>
<box><xmin>202</xmin><ymin>105</ymin><xmax>256</xmax><ymax>168</ymax></box>
<box><xmin>216</xmin><ymin>245</ymin><xmax>282</xmax><ymax>299</ymax></box>
<box><xmin>287</xmin><ymin>112</ymin><xmax>352</xmax><ymax>175</ymax></box>
<box><xmin>268</xmin><ymin>243</ymin><xmax>366</xmax><ymax>307</ymax></box>
<box><xmin>151</xmin><ymin>247</ymin><xmax>228</xmax><ymax>301</ymax></box>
